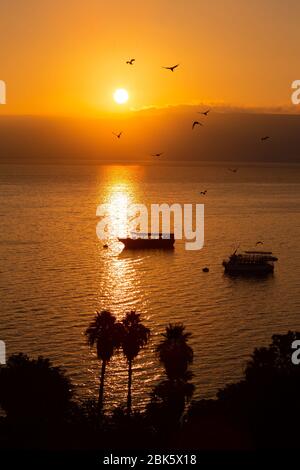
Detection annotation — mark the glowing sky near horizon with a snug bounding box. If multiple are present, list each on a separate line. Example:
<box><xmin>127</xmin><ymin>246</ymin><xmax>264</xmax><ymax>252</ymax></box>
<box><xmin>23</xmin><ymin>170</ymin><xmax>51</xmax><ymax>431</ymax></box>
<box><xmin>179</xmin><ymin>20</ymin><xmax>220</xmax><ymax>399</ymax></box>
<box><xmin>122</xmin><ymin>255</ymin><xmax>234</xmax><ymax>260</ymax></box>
<box><xmin>0</xmin><ymin>0</ymin><xmax>300</xmax><ymax>115</ymax></box>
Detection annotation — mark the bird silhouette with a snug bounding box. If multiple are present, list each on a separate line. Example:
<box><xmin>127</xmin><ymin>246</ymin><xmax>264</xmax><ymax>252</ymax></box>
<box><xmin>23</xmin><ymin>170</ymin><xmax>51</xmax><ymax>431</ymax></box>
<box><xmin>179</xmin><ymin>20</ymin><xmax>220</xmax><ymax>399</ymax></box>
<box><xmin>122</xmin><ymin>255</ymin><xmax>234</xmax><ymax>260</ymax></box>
<box><xmin>151</xmin><ymin>152</ymin><xmax>164</xmax><ymax>157</ymax></box>
<box><xmin>261</xmin><ymin>136</ymin><xmax>270</xmax><ymax>142</ymax></box>
<box><xmin>200</xmin><ymin>190</ymin><xmax>207</xmax><ymax>195</ymax></box>
<box><xmin>199</xmin><ymin>109</ymin><xmax>210</xmax><ymax>116</ymax></box>
<box><xmin>192</xmin><ymin>121</ymin><xmax>203</xmax><ymax>130</ymax></box>
<box><xmin>113</xmin><ymin>132</ymin><xmax>122</xmax><ymax>139</ymax></box>
<box><xmin>228</xmin><ymin>168</ymin><xmax>238</xmax><ymax>173</ymax></box>
<box><xmin>162</xmin><ymin>64</ymin><xmax>179</xmax><ymax>72</ymax></box>
<box><xmin>126</xmin><ymin>59</ymin><xmax>135</xmax><ymax>65</ymax></box>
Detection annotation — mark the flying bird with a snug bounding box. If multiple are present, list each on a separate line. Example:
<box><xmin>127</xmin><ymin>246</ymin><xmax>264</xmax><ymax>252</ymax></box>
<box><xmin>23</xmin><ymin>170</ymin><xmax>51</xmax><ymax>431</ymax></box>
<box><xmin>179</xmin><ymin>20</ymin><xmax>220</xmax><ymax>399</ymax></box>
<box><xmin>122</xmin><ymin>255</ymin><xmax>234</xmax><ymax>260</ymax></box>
<box><xmin>126</xmin><ymin>59</ymin><xmax>135</xmax><ymax>65</ymax></box>
<box><xmin>199</xmin><ymin>109</ymin><xmax>210</xmax><ymax>116</ymax></box>
<box><xmin>113</xmin><ymin>132</ymin><xmax>122</xmax><ymax>139</ymax></box>
<box><xmin>261</xmin><ymin>136</ymin><xmax>270</xmax><ymax>142</ymax></box>
<box><xmin>162</xmin><ymin>64</ymin><xmax>179</xmax><ymax>72</ymax></box>
<box><xmin>192</xmin><ymin>121</ymin><xmax>203</xmax><ymax>130</ymax></box>
<box><xmin>151</xmin><ymin>152</ymin><xmax>164</xmax><ymax>157</ymax></box>
<box><xmin>228</xmin><ymin>168</ymin><xmax>238</xmax><ymax>173</ymax></box>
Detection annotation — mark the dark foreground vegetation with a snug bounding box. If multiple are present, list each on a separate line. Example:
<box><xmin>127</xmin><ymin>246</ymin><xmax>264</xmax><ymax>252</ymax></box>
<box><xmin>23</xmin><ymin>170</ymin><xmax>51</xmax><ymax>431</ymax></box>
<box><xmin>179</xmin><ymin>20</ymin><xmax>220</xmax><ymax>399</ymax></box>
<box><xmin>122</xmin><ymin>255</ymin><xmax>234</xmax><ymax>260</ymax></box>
<box><xmin>0</xmin><ymin>311</ymin><xmax>299</xmax><ymax>451</ymax></box>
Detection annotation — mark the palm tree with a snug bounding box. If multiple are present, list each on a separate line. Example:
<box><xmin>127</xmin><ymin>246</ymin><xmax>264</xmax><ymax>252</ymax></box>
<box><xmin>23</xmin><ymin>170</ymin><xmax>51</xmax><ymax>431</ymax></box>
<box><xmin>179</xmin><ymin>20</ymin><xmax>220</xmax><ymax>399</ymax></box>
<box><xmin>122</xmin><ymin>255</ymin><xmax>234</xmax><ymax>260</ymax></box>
<box><xmin>157</xmin><ymin>323</ymin><xmax>193</xmax><ymax>381</ymax></box>
<box><xmin>147</xmin><ymin>324</ymin><xmax>194</xmax><ymax>429</ymax></box>
<box><xmin>148</xmin><ymin>377</ymin><xmax>195</xmax><ymax>426</ymax></box>
<box><xmin>120</xmin><ymin>311</ymin><xmax>150</xmax><ymax>414</ymax></box>
<box><xmin>85</xmin><ymin>310</ymin><xmax>121</xmax><ymax>415</ymax></box>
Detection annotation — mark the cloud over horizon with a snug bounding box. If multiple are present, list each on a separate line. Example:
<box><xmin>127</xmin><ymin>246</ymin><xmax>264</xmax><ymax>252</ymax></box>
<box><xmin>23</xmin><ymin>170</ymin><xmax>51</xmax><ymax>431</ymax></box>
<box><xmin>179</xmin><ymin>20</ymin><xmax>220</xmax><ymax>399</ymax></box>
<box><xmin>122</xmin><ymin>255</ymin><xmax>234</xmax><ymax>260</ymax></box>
<box><xmin>0</xmin><ymin>108</ymin><xmax>300</xmax><ymax>165</ymax></box>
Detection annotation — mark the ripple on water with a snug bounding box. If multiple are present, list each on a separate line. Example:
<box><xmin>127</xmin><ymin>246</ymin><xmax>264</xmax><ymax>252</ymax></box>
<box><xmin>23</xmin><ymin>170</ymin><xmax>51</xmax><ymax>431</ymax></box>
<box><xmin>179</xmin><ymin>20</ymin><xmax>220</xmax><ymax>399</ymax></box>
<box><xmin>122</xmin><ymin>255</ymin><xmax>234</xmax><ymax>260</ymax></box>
<box><xmin>0</xmin><ymin>164</ymin><xmax>300</xmax><ymax>409</ymax></box>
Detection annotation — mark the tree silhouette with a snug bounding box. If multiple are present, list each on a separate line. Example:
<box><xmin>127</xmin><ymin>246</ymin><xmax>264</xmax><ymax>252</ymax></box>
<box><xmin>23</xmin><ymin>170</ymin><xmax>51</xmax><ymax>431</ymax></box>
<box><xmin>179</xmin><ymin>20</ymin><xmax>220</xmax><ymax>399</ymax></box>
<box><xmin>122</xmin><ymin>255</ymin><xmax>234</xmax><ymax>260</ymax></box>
<box><xmin>147</xmin><ymin>324</ymin><xmax>194</xmax><ymax>433</ymax></box>
<box><xmin>0</xmin><ymin>353</ymin><xmax>72</xmax><ymax>425</ymax></box>
<box><xmin>217</xmin><ymin>331</ymin><xmax>300</xmax><ymax>449</ymax></box>
<box><xmin>157</xmin><ymin>323</ymin><xmax>193</xmax><ymax>380</ymax></box>
<box><xmin>148</xmin><ymin>376</ymin><xmax>195</xmax><ymax>429</ymax></box>
<box><xmin>120</xmin><ymin>312</ymin><xmax>150</xmax><ymax>414</ymax></box>
<box><xmin>2</xmin><ymin>331</ymin><xmax>300</xmax><ymax>451</ymax></box>
<box><xmin>85</xmin><ymin>311</ymin><xmax>122</xmax><ymax>415</ymax></box>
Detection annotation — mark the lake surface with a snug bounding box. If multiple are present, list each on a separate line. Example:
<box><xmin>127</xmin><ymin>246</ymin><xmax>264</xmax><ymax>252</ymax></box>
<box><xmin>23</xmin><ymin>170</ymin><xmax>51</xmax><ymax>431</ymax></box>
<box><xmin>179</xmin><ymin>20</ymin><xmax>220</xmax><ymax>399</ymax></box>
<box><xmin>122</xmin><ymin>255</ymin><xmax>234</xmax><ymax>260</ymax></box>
<box><xmin>0</xmin><ymin>163</ymin><xmax>300</xmax><ymax>411</ymax></box>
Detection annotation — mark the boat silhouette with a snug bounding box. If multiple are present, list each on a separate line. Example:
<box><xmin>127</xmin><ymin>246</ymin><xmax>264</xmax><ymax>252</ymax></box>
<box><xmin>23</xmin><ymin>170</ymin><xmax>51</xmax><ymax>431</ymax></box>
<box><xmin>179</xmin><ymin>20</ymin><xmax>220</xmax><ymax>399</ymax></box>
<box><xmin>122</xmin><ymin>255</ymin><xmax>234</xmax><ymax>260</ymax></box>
<box><xmin>118</xmin><ymin>233</ymin><xmax>175</xmax><ymax>250</ymax></box>
<box><xmin>223</xmin><ymin>249</ymin><xmax>278</xmax><ymax>276</ymax></box>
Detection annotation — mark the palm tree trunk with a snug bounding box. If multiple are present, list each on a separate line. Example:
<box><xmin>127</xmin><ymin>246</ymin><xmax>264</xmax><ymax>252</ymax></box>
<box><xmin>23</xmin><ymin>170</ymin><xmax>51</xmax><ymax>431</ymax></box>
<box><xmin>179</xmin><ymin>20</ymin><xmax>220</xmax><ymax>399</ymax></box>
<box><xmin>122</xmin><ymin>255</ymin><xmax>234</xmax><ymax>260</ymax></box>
<box><xmin>127</xmin><ymin>359</ymin><xmax>132</xmax><ymax>414</ymax></box>
<box><xmin>98</xmin><ymin>360</ymin><xmax>106</xmax><ymax>415</ymax></box>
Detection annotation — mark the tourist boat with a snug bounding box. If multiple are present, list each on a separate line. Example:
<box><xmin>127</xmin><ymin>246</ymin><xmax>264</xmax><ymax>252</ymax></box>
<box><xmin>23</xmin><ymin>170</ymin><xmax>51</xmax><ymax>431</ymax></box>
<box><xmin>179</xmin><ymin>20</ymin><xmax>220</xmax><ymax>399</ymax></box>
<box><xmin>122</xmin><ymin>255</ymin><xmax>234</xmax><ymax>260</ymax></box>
<box><xmin>223</xmin><ymin>249</ymin><xmax>278</xmax><ymax>276</ymax></box>
<box><xmin>118</xmin><ymin>233</ymin><xmax>175</xmax><ymax>249</ymax></box>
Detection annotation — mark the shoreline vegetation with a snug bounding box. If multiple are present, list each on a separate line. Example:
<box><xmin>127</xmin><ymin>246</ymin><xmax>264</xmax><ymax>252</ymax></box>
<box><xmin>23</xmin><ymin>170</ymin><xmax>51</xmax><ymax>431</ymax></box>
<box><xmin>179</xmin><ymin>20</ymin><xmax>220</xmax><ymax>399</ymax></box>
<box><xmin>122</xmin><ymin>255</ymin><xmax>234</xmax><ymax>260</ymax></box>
<box><xmin>0</xmin><ymin>310</ymin><xmax>299</xmax><ymax>450</ymax></box>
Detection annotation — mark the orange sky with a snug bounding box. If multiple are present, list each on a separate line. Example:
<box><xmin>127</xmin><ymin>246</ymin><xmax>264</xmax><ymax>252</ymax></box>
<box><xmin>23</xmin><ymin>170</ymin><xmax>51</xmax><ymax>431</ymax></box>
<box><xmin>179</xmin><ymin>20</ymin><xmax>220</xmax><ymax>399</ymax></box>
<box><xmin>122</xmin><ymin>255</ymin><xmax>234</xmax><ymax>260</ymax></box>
<box><xmin>0</xmin><ymin>0</ymin><xmax>300</xmax><ymax>116</ymax></box>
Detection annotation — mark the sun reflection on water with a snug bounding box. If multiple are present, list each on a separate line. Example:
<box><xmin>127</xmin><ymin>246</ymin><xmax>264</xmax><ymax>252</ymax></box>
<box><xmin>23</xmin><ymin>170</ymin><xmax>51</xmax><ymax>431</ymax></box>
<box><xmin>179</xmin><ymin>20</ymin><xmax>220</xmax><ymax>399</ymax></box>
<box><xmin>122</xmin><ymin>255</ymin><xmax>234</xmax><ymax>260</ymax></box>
<box><xmin>95</xmin><ymin>166</ymin><xmax>147</xmax><ymax>312</ymax></box>
<box><xmin>97</xmin><ymin>166</ymin><xmax>144</xmax><ymax>241</ymax></box>
<box><xmin>108</xmin><ymin>190</ymin><xmax>129</xmax><ymax>239</ymax></box>
<box><xmin>93</xmin><ymin>168</ymin><xmax>151</xmax><ymax>408</ymax></box>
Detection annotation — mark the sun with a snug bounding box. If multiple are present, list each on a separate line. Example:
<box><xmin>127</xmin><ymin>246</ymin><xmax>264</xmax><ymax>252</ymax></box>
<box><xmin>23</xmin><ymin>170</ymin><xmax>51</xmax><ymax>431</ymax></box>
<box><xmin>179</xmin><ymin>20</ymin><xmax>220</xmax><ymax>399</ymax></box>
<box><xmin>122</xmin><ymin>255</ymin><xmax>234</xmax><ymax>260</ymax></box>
<box><xmin>113</xmin><ymin>88</ymin><xmax>129</xmax><ymax>104</ymax></box>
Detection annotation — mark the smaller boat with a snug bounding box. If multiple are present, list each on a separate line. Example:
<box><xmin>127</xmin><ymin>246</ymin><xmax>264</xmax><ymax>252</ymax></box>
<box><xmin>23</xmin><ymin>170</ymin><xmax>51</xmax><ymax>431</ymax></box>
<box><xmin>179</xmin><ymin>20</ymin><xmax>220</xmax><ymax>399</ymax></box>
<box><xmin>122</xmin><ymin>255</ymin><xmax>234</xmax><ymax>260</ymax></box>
<box><xmin>223</xmin><ymin>249</ymin><xmax>278</xmax><ymax>276</ymax></box>
<box><xmin>118</xmin><ymin>233</ymin><xmax>175</xmax><ymax>250</ymax></box>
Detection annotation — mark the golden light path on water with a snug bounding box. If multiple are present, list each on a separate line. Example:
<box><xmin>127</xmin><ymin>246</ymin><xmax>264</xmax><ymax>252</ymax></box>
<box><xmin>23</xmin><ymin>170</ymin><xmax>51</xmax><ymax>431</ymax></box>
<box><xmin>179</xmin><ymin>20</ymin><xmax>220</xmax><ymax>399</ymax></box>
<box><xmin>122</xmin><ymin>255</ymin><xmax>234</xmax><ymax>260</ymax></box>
<box><xmin>90</xmin><ymin>167</ymin><xmax>157</xmax><ymax>409</ymax></box>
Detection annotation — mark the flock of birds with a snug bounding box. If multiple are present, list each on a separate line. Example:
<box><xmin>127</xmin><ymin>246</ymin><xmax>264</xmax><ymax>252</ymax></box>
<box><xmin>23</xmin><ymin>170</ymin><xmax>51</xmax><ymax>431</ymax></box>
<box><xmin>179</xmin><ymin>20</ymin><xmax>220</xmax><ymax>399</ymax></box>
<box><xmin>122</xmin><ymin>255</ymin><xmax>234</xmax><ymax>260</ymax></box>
<box><xmin>112</xmin><ymin>59</ymin><xmax>272</xmax><ymax>199</ymax></box>
<box><xmin>106</xmin><ymin>59</ymin><xmax>272</xmax><ymax>262</ymax></box>
<box><xmin>127</xmin><ymin>59</ymin><xmax>180</xmax><ymax>72</ymax></box>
